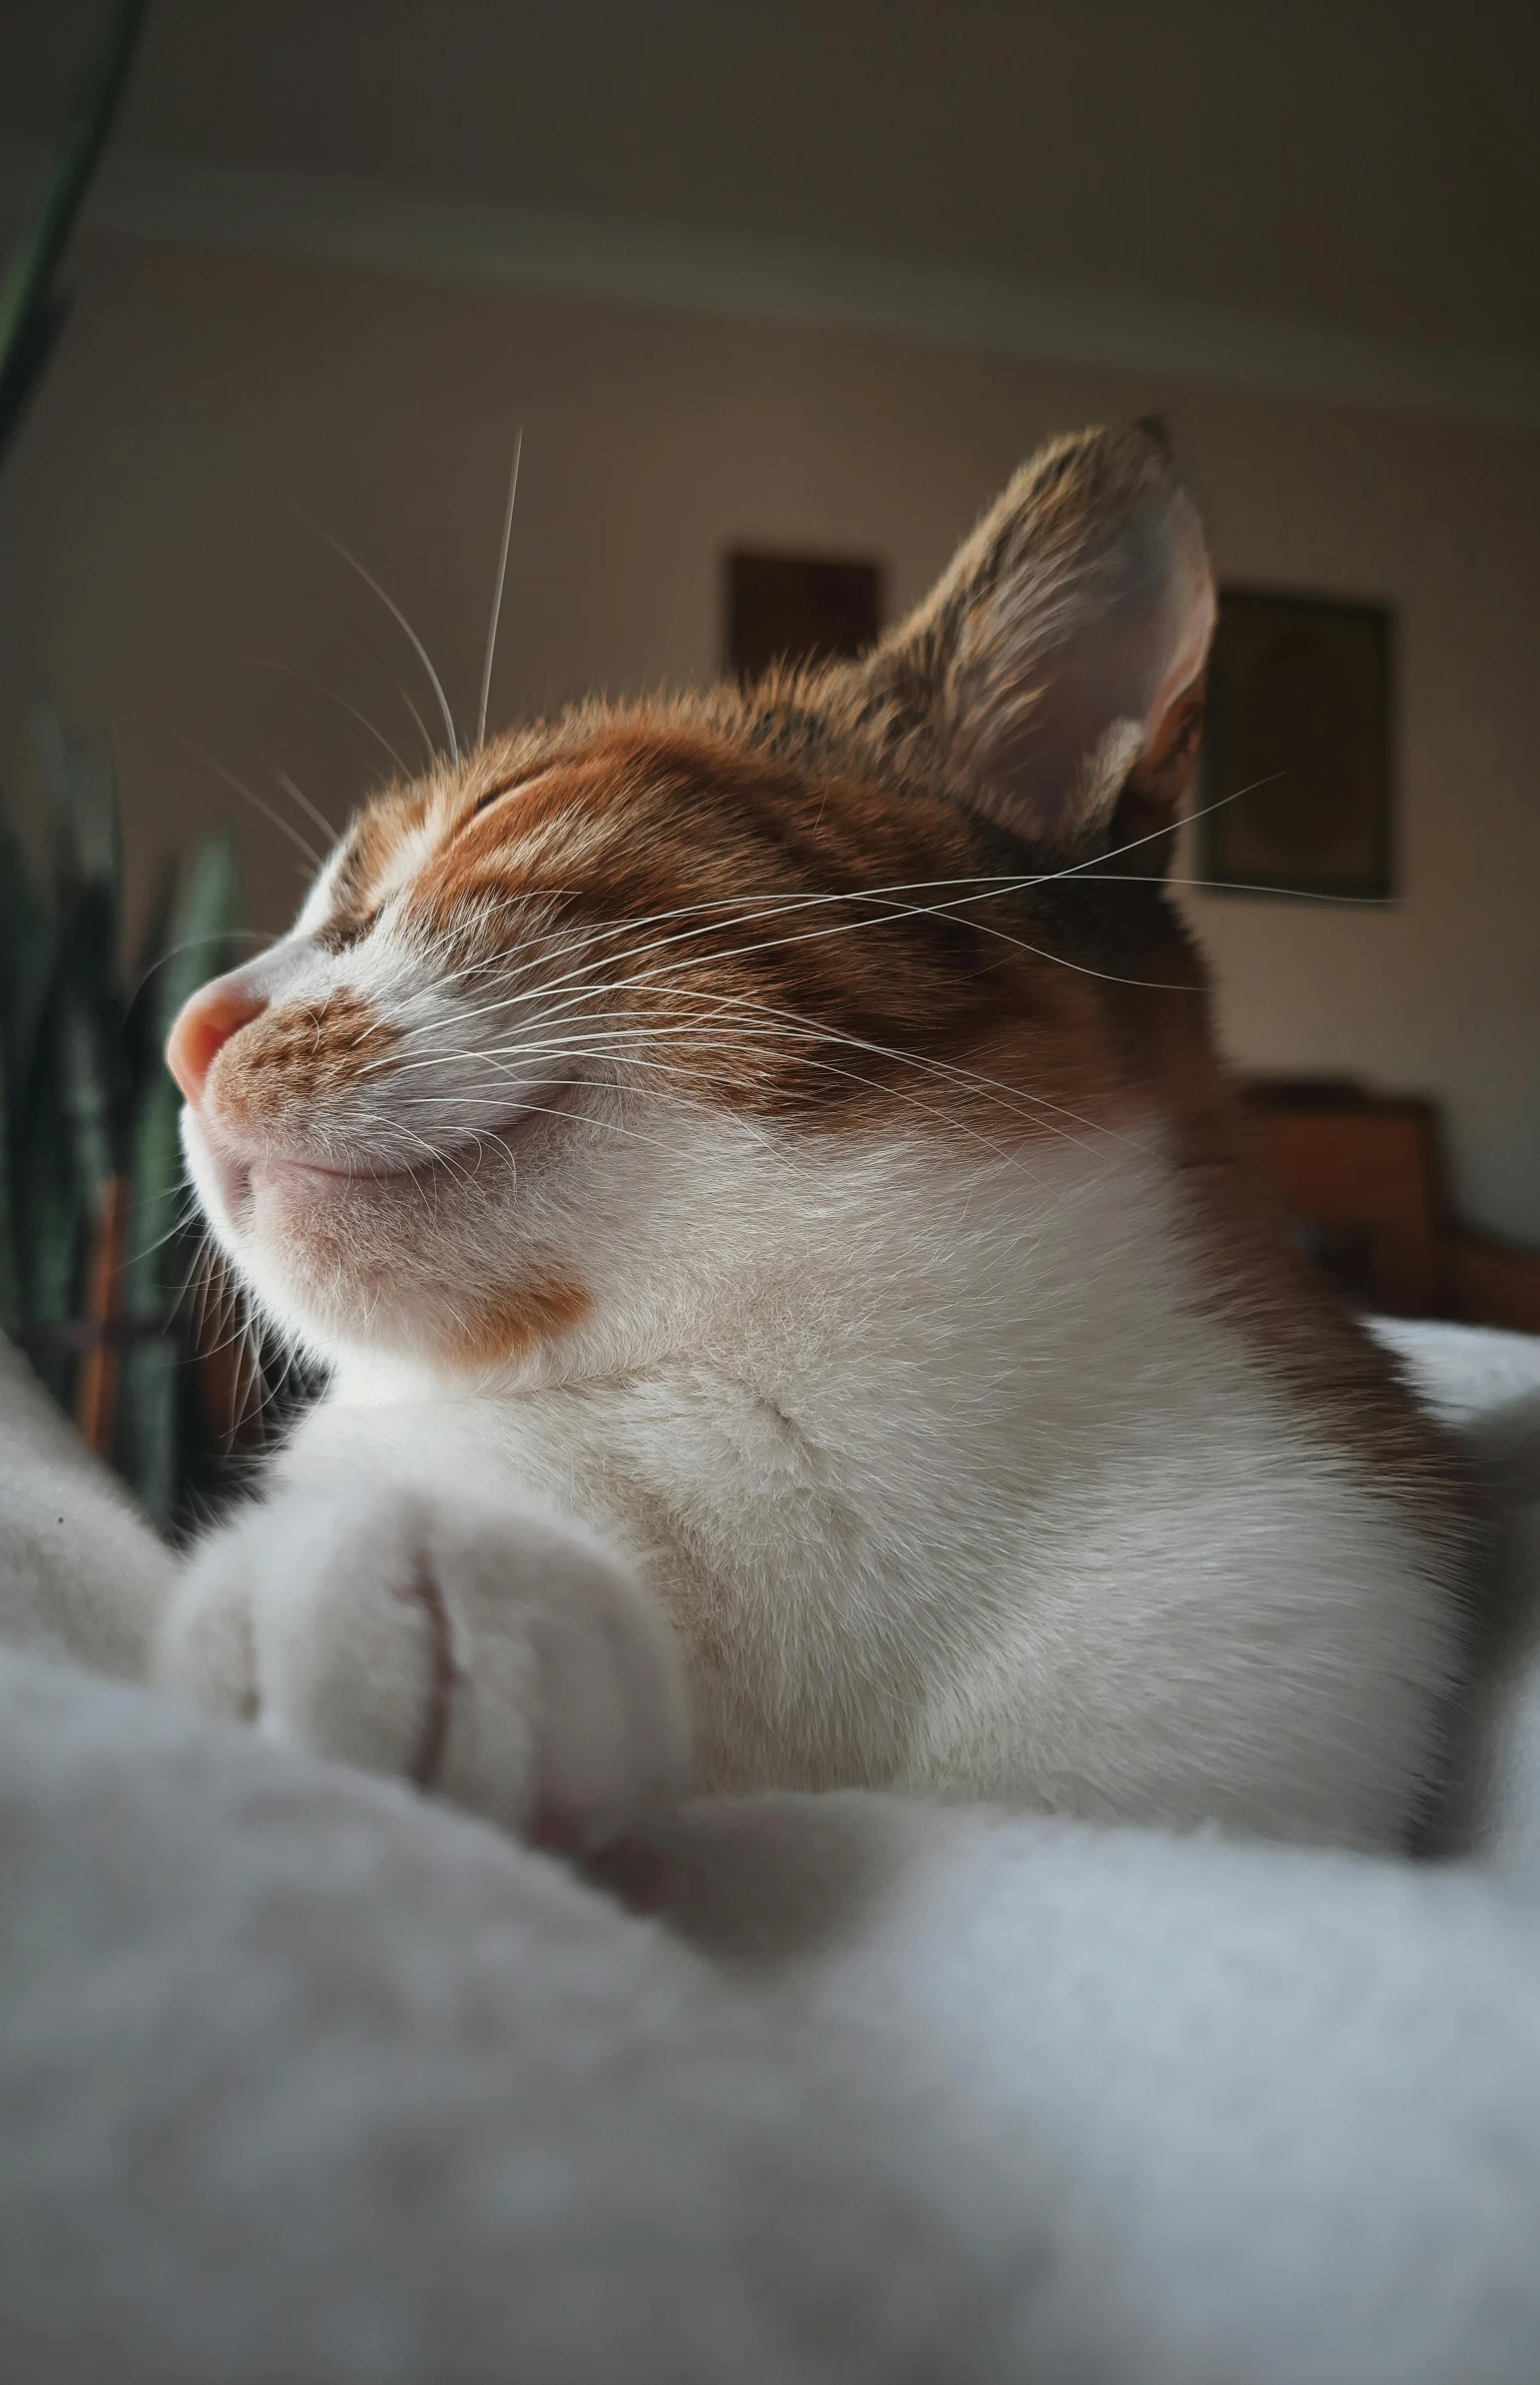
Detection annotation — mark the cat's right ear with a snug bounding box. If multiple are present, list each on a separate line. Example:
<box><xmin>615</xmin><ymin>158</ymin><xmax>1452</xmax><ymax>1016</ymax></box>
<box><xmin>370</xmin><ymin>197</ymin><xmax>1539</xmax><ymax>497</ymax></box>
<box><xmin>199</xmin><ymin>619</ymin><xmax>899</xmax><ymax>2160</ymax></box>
<box><xmin>863</xmin><ymin>424</ymin><xmax>1216</xmax><ymax>857</ymax></box>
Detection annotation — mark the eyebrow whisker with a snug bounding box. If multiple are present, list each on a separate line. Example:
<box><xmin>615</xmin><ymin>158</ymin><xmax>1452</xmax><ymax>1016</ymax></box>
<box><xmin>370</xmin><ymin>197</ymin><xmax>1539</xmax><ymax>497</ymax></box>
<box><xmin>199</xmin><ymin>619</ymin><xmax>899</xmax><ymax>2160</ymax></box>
<box><xmin>299</xmin><ymin>512</ymin><xmax>460</xmax><ymax>765</ymax></box>
<box><xmin>477</xmin><ymin>425</ymin><xmax>523</xmax><ymax>751</ymax></box>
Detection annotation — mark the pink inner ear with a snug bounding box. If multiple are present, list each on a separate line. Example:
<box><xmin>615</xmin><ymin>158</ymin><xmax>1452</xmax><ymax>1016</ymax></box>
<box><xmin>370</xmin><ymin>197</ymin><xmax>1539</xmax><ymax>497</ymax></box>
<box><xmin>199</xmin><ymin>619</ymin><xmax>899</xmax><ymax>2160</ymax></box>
<box><xmin>960</xmin><ymin>495</ymin><xmax>1217</xmax><ymax>850</ymax></box>
<box><xmin>1141</xmin><ymin>532</ymin><xmax>1218</xmax><ymax>749</ymax></box>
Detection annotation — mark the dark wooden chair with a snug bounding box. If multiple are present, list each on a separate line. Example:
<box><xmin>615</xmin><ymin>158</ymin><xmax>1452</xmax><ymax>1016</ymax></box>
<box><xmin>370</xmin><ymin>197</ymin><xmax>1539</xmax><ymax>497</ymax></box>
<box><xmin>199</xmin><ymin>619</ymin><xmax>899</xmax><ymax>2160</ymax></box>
<box><xmin>1243</xmin><ymin>1079</ymin><xmax>1540</xmax><ymax>1334</ymax></box>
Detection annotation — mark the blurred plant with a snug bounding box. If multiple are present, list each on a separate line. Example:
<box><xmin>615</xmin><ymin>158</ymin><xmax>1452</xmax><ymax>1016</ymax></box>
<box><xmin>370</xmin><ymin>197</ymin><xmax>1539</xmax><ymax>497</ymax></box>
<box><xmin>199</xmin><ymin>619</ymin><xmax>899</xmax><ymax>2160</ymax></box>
<box><xmin>0</xmin><ymin>0</ymin><xmax>149</xmax><ymax>471</ymax></box>
<box><xmin>0</xmin><ymin>714</ymin><xmax>244</xmax><ymax>1529</ymax></box>
<box><xmin>0</xmin><ymin>5</ymin><xmax>240</xmax><ymax>1527</ymax></box>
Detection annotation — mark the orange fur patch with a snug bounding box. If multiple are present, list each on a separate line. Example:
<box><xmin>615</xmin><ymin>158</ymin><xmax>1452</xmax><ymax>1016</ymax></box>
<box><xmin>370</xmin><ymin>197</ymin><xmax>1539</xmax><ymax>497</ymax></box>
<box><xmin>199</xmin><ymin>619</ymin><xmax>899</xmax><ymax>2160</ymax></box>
<box><xmin>387</xmin><ymin>725</ymin><xmax>1130</xmax><ymax>1140</ymax></box>
<box><xmin>211</xmin><ymin>987</ymin><xmax>400</xmax><ymax>1126</ymax></box>
<box><xmin>450</xmin><ymin>1271</ymin><xmax>593</xmax><ymax>1368</ymax></box>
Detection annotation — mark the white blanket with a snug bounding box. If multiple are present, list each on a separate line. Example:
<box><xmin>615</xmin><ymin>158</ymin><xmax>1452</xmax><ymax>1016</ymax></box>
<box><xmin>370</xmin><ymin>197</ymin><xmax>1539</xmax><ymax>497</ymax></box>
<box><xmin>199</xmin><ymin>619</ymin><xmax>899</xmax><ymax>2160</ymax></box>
<box><xmin>2</xmin><ymin>1321</ymin><xmax>1538</xmax><ymax>2384</ymax></box>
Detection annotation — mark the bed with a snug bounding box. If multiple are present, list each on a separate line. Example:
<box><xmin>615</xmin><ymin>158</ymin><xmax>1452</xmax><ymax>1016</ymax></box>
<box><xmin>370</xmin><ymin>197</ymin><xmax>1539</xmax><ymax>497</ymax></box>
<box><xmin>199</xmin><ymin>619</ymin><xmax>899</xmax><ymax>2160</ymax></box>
<box><xmin>2</xmin><ymin>1318</ymin><xmax>1538</xmax><ymax>2383</ymax></box>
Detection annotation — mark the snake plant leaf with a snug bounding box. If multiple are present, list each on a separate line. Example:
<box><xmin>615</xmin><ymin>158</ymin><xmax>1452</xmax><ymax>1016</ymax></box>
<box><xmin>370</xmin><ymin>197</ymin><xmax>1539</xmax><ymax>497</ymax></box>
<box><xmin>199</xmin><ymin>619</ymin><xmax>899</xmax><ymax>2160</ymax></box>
<box><xmin>0</xmin><ymin>1040</ymin><xmax>19</xmax><ymax>1342</ymax></box>
<box><xmin>0</xmin><ymin>787</ymin><xmax>48</xmax><ymax>1338</ymax></box>
<box><xmin>0</xmin><ymin>782</ymin><xmax>55</xmax><ymax>1103</ymax></box>
<box><xmin>58</xmin><ymin>985</ymin><xmax>121</xmax><ymax>1220</ymax></box>
<box><xmin>0</xmin><ymin>0</ymin><xmax>149</xmax><ymax>473</ymax></box>
<box><xmin>119</xmin><ymin>833</ymin><xmax>242</xmax><ymax>1525</ymax></box>
<box><xmin>124</xmin><ymin>831</ymin><xmax>241</xmax><ymax>1319</ymax></box>
<box><xmin>116</xmin><ymin>1332</ymin><xmax>182</xmax><ymax>1531</ymax></box>
<box><xmin>148</xmin><ymin>834</ymin><xmax>243</xmax><ymax>1053</ymax></box>
<box><xmin>34</xmin><ymin>710</ymin><xmax>128</xmax><ymax>1204</ymax></box>
<box><xmin>16</xmin><ymin>1093</ymin><xmax>82</xmax><ymax>1410</ymax></box>
<box><xmin>36</xmin><ymin>701</ymin><xmax>121</xmax><ymax>915</ymax></box>
<box><xmin>1</xmin><ymin>699</ymin><xmax>246</xmax><ymax>1523</ymax></box>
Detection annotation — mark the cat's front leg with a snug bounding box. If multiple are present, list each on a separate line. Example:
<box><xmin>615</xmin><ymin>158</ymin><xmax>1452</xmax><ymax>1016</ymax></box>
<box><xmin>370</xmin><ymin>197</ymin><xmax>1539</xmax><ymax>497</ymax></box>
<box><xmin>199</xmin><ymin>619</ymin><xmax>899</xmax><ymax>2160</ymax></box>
<box><xmin>154</xmin><ymin>1485</ymin><xmax>689</xmax><ymax>1848</ymax></box>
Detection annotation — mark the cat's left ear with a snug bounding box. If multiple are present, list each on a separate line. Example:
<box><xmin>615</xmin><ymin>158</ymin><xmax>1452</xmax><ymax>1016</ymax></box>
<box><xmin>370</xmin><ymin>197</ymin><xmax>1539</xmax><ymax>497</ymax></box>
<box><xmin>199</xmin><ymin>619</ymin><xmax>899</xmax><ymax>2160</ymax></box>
<box><xmin>863</xmin><ymin>422</ymin><xmax>1216</xmax><ymax>860</ymax></box>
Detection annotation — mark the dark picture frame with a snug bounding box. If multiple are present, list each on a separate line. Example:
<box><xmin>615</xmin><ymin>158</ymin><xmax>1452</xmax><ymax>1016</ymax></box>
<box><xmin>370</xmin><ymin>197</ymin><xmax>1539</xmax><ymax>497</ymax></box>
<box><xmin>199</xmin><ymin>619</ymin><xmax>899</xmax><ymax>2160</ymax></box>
<box><xmin>1199</xmin><ymin>587</ymin><xmax>1395</xmax><ymax>900</ymax></box>
<box><xmin>725</xmin><ymin>550</ymin><xmax>883</xmax><ymax>682</ymax></box>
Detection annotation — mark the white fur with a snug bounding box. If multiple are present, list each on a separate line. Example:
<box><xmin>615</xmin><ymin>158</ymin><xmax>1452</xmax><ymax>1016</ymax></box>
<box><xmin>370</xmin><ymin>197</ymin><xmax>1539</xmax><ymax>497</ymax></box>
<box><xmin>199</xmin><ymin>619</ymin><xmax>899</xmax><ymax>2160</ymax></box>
<box><xmin>160</xmin><ymin>1481</ymin><xmax>687</xmax><ymax>1842</ymax></box>
<box><xmin>155</xmin><ymin>431</ymin><xmax>1456</xmax><ymax>1855</ymax></box>
<box><xmin>0</xmin><ymin>1331</ymin><xmax>169</xmax><ymax>1677</ymax></box>
<box><xmin>165</xmin><ymin>999</ymin><xmax>1455</xmax><ymax>1850</ymax></box>
<box><xmin>3</xmin><ymin>1321</ymin><xmax>1538</xmax><ymax>2380</ymax></box>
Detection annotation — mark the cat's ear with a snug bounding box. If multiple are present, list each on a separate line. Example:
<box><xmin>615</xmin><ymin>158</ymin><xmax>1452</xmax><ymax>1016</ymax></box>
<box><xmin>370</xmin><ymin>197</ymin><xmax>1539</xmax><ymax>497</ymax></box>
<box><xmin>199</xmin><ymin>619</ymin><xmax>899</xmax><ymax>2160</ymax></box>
<box><xmin>865</xmin><ymin>424</ymin><xmax>1215</xmax><ymax>856</ymax></box>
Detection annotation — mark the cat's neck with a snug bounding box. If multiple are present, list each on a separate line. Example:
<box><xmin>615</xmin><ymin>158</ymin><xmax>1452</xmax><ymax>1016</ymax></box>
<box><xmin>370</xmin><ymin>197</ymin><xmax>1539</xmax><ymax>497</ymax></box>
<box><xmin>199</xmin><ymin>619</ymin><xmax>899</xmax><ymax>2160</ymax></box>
<box><xmin>314</xmin><ymin>1095</ymin><xmax>1455</xmax><ymax>1560</ymax></box>
<box><xmin>324</xmin><ymin>1117</ymin><xmax>1212</xmax><ymax>1430</ymax></box>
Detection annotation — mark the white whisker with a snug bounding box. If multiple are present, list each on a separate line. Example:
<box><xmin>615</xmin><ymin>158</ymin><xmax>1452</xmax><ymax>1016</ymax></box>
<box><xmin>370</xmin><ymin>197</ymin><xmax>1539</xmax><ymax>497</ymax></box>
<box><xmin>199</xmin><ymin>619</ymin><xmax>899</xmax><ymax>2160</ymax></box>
<box><xmin>242</xmin><ymin>654</ymin><xmax>413</xmax><ymax>781</ymax></box>
<box><xmin>477</xmin><ymin>425</ymin><xmax>523</xmax><ymax>750</ymax></box>
<box><xmin>197</xmin><ymin>752</ymin><xmax>324</xmax><ymax>870</ymax></box>
<box><xmin>395</xmin><ymin>682</ymin><xmax>439</xmax><ymax>770</ymax></box>
<box><xmin>301</xmin><ymin>514</ymin><xmax>460</xmax><ymax>765</ymax></box>
<box><xmin>274</xmin><ymin>769</ymin><xmax>339</xmax><ymax>845</ymax></box>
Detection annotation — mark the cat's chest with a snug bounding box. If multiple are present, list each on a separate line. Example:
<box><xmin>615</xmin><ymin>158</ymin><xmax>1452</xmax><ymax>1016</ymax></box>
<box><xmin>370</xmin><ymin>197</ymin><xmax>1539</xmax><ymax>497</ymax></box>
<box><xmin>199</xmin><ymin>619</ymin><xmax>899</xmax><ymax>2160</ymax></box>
<box><xmin>316</xmin><ymin>1136</ymin><xmax>1288</xmax><ymax>1578</ymax></box>
<box><xmin>299</xmin><ymin>1140</ymin><xmax>1454</xmax><ymax>1825</ymax></box>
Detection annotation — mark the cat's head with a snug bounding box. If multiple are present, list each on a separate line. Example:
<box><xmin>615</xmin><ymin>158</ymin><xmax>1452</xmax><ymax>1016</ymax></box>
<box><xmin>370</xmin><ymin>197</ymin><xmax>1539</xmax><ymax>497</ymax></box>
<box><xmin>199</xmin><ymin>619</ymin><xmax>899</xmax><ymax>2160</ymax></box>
<box><xmin>170</xmin><ymin>424</ymin><xmax>1216</xmax><ymax>1374</ymax></box>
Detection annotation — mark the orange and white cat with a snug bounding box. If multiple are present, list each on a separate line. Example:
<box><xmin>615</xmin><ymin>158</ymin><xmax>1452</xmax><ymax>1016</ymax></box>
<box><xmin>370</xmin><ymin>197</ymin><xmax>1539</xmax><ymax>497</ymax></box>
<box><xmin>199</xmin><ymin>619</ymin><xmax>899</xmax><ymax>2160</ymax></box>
<box><xmin>156</xmin><ymin>425</ymin><xmax>1469</xmax><ymax>1853</ymax></box>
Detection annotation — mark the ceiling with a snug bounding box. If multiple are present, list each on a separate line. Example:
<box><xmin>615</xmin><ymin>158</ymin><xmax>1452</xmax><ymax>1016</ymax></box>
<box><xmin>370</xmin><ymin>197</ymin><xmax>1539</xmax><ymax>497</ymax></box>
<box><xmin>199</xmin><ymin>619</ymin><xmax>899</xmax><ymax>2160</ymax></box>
<box><xmin>5</xmin><ymin>0</ymin><xmax>1538</xmax><ymax>368</ymax></box>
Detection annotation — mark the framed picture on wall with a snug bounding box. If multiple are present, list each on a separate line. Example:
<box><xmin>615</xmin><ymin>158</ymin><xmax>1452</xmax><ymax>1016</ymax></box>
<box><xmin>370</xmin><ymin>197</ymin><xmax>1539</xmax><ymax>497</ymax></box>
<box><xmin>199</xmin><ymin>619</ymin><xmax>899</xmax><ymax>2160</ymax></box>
<box><xmin>725</xmin><ymin>550</ymin><xmax>883</xmax><ymax>681</ymax></box>
<box><xmin>1199</xmin><ymin>587</ymin><xmax>1394</xmax><ymax>900</ymax></box>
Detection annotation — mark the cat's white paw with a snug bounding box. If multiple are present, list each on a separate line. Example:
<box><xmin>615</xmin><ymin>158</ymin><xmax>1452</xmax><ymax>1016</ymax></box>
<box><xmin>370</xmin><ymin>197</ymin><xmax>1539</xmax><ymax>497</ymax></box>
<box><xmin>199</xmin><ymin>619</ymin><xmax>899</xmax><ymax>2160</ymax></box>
<box><xmin>154</xmin><ymin>1487</ymin><xmax>689</xmax><ymax>1848</ymax></box>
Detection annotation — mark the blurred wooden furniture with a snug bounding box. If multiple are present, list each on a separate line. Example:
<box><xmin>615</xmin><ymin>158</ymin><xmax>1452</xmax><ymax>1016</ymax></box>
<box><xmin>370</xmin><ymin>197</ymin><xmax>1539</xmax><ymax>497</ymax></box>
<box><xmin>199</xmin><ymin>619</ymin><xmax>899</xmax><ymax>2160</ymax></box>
<box><xmin>1442</xmin><ymin>1232</ymin><xmax>1540</xmax><ymax>1337</ymax></box>
<box><xmin>1244</xmin><ymin>1079</ymin><xmax>1540</xmax><ymax>1334</ymax></box>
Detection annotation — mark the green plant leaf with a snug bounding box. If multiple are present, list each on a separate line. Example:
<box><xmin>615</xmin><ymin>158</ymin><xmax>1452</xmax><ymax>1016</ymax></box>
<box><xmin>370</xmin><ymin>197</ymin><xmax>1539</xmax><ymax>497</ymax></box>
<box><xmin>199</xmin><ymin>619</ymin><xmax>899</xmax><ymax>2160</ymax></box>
<box><xmin>0</xmin><ymin>782</ymin><xmax>55</xmax><ymax>1103</ymax></box>
<box><xmin>0</xmin><ymin>1038</ymin><xmax>20</xmax><ymax>1342</ymax></box>
<box><xmin>123</xmin><ymin>832</ymin><xmax>242</xmax><ymax>1321</ymax></box>
<box><xmin>0</xmin><ymin>0</ymin><xmax>149</xmax><ymax>472</ymax></box>
<box><xmin>1</xmin><ymin>702</ymin><xmax>245</xmax><ymax>1523</ymax></box>
<box><xmin>119</xmin><ymin>834</ymin><xmax>242</xmax><ymax>1525</ymax></box>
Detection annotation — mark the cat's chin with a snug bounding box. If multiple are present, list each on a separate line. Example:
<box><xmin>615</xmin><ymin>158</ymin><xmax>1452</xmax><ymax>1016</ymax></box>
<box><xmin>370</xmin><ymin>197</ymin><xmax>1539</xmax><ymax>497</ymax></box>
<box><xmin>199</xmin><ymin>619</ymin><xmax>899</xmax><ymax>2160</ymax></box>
<box><xmin>184</xmin><ymin>1084</ymin><xmax>584</xmax><ymax>1254</ymax></box>
<box><xmin>187</xmin><ymin>1123</ymin><xmax>420</xmax><ymax>1237</ymax></box>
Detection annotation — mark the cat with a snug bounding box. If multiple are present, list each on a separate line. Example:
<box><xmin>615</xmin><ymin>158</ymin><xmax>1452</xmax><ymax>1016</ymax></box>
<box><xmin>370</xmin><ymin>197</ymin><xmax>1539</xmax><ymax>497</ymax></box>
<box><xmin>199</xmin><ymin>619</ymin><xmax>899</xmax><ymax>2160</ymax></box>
<box><xmin>155</xmin><ymin>423</ymin><xmax>1471</xmax><ymax>1855</ymax></box>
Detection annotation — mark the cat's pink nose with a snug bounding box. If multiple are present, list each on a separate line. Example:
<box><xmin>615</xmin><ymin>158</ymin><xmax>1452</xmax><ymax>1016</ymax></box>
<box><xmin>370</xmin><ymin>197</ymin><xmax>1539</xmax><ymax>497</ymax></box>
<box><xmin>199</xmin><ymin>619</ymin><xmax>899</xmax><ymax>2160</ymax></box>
<box><xmin>167</xmin><ymin>981</ymin><xmax>267</xmax><ymax>1104</ymax></box>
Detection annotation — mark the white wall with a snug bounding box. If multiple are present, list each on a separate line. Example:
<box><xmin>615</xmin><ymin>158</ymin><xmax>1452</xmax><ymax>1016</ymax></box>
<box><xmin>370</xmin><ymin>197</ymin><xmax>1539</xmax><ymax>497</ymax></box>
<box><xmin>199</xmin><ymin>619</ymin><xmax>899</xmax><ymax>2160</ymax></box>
<box><xmin>1</xmin><ymin>236</ymin><xmax>1537</xmax><ymax>1240</ymax></box>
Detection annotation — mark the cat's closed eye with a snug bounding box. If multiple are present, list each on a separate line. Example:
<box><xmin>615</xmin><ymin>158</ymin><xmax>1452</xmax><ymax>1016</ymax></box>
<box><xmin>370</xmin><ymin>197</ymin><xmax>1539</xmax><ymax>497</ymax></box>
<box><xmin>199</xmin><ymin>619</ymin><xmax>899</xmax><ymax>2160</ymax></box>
<box><xmin>470</xmin><ymin>776</ymin><xmax>524</xmax><ymax>819</ymax></box>
<box><xmin>315</xmin><ymin>904</ymin><xmax>381</xmax><ymax>954</ymax></box>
